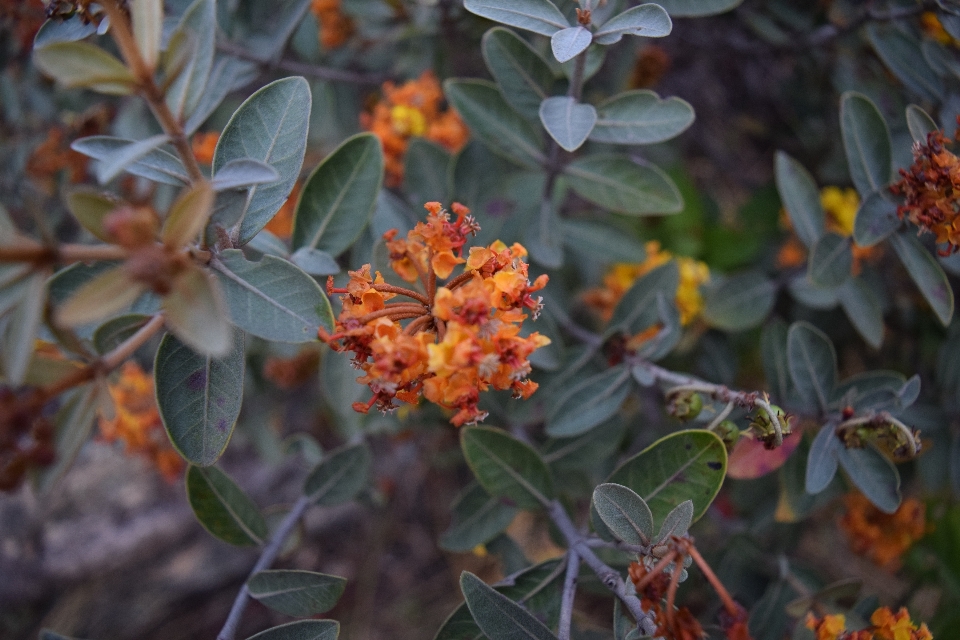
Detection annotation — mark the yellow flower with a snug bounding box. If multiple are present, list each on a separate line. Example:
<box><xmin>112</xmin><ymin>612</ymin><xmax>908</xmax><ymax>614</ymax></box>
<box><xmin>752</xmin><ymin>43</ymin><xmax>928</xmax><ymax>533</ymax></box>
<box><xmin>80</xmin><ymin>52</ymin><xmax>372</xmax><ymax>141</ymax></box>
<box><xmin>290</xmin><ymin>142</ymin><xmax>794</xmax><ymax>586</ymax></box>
<box><xmin>821</xmin><ymin>186</ymin><xmax>860</xmax><ymax>237</ymax></box>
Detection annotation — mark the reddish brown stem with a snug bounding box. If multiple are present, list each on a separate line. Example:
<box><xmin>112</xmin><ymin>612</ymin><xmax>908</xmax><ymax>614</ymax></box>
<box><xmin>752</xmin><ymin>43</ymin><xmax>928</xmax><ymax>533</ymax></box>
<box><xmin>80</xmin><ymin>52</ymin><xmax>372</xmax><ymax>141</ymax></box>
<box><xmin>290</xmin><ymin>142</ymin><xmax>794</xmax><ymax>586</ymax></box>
<box><xmin>631</xmin><ymin>550</ymin><xmax>678</xmax><ymax>593</ymax></box>
<box><xmin>426</xmin><ymin>249</ymin><xmax>437</xmax><ymax>301</ymax></box>
<box><xmin>683</xmin><ymin>541</ymin><xmax>740</xmax><ymax>617</ymax></box>
<box><xmin>0</xmin><ymin>242</ymin><xmax>128</xmax><ymax>264</ymax></box>
<box><xmin>403</xmin><ymin>314</ymin><xmax>434</xmax><ymax>336</ymax></box>
<box><xmin>665</xmin><ymin>552</ymin><xmax>685</xmax><ymax>635</ymax></box>
<box><xmin>372</xmin><ymin>284</ymin><xmax>430</xmax><ymax>305</ymax></box>
<box><xmin>407</xmin><ymin>253</ymin><xmax>433</xmax><ymax>303</ymax></box>
<box><xmin>445</xmin><ymin>271</ymin><xmax>475</xmax><ymax>291</ymax></box>
<box><xmin>352</xmin><ymin>307</ymin><xmax>428</xmax><ymax>324</ymax></box>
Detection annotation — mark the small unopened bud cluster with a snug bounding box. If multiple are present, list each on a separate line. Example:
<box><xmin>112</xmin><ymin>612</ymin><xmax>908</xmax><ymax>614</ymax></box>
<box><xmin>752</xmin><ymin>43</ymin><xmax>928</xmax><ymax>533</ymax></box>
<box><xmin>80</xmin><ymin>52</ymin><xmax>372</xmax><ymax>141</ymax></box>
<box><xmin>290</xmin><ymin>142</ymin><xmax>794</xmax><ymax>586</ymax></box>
<box><xmin>748</xmin><ymin>405</ymin><xmax>792</xmax><ymax>449</ymax></box>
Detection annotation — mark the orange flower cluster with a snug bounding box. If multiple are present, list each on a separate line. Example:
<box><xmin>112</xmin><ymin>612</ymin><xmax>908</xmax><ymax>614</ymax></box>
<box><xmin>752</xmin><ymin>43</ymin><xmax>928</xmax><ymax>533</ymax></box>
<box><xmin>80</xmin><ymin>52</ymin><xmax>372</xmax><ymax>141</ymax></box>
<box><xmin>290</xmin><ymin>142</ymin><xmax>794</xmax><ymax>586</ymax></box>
<box><xmin>804</xmin><ymin>608</ymin><xmax>932</xmax><ymax>640</ymax></box>
<box><xmin>319</xmin><ymin>202</ymin><xmax>549</xmax><ymax>426</ymax></box>
<box><xmin>361</xmin><ymin>71</ymin><xmax>469</xmax><ymax>186</ymax></box>
<box><xmin>263</xmin><ymin>182</ymin><xmax>299</xmax><ymax>239</ymax></box>
<box><xmin>628</xmin><ymin>561</ymin><xmax>707</xmax><ymax>640</ymax></box>
<box><xmin>891</xmin><ymin>129</ymin><xmax>960</xmax><ymax>254</ymax></box>
<box><xmin>839</xmin><ymin>493</ymin><xmax>927</xmax><ymax>568</ymax></box>
<box><xmin>191</xmin><ymin>131</ymin><xmax>219</xmax><ymax>165</ymax></box>
<box><xmin>98</xmin><ymin>362</ymin><xmax>183</xmax><ymax>481</ymax></box>
<box><xmin>263</xmin><ymin>349</ymin><xmax>321</xmax><ymax>389</ymax></box>
<box><xmin>311</xmin><ymin>0</ymin><xmax>353</xmax><ymax>49</ymax></box>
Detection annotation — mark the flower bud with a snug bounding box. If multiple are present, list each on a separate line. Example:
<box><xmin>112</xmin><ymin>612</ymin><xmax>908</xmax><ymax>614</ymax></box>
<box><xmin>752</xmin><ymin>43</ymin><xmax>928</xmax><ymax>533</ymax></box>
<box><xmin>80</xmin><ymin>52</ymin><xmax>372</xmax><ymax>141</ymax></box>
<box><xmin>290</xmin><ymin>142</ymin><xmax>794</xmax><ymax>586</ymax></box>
<box><xmin>714</xmin><ymin>420</ymin><xmax>740</xmax><ymax>451</ymax></box>
<box><xmin>668</xmin><ymin>390</ymin><xmax>703</xmax><ymax>421</ymax></box>
<box><xmin>749</xmin><ymin>405</ymin><xmax>792</xmax><ymax>449</ymax></box>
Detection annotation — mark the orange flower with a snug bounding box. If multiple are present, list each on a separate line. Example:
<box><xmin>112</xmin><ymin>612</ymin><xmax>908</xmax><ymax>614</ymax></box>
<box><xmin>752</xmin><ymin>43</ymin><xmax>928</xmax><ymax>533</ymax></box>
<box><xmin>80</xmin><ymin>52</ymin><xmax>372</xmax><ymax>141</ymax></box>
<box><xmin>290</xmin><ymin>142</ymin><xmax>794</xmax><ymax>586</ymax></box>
<box><xmin>311</xmin><ymin>0</ymin><xmax>354</xmax><ymax>49</ymax></box>
<box><xmin>319</xmin><ymin>203</ymin><xmax>548</xmax><ymax>426</ymax></box>
<box><xmin>99</xmin><ymin>361</ymin><xmax>183</xmax><ymax>481</ymax></box>
<box><xmin>191</xmin><ymin>131</ymin><xmax>219</xmax><ymax>165</ymax></box>
<box><xmin>263</xmin><ymin>349</ymin><xmax>321</xmax><ymax>389</ymax></box>
<box><xmin>264</xmin><ymin>182</ymin><xmax>299</xmax><ymax>239</ymax></box>
<box><xmin>892</xmin><ymin>129</ymin><xmax>960</xmax><ymax>254</ymax></box>
<box><xmin>920</xmin><ymin>12</ymin><xmax>960</xmax><ymax>47</ymax></box>
<box><xmin>804</xmin><ymin>608</ymin><xmax>932</xmax><ymax>640</ymax></box>
<box><xmin>839</xmin><ymin>493</ymin><xmax>927</xmax><ymax>568</ymax></box>
<box><xmin>361</xmin><ymin>71</ymin><xmax>469</xmax><ymax>187</ymax></box>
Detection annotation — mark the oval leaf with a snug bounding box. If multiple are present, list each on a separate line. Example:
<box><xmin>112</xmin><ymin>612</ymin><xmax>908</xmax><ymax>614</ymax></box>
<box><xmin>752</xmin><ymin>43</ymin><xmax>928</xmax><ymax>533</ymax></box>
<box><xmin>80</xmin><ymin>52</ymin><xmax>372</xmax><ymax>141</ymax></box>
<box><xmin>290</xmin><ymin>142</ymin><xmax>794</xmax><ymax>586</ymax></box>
<box><xmin>211</xmin><ymin>159</ymin><xmax>281</xmax><ymax>191</ymax></box>
<box><xmin>787</xmin><ymin>321</ymin><xmax>837</xmax><ymax>413</ymax></box>
<box><xmin>607</xmin><ymin>429</ymin><xmax>727</xmax><ymax>524</ymax></box>
<box><xmin>163</xmin><ymin>265</ymin><xmax>232</xmax><ymax>357</ymax></box>
<box><xmin>481</xmin><ymin>27</ymin><xmax>555</xmax><ymax>122</ymax></box>
<box><xmin>71</xmin><ymin>136</ymin><xmax>189</xmax><ymax>185</ymax></box>
<box><xmin>166</xmin><ymin>0</ymin><xmax>216</xmax><ymax>119</ymax></box>
<box><xmin>836</xmin><ymin>445</ymin><xmax>902</xmax><ymax>514</ymax></box>
<box><xmin>546</xmin><ymin>364</ymin><xmax>632</xmax><ymax>437</ymax></box>
<box><xmin>565</xmin><ymin>154</ymin><xmax>683</xmax><ymax>215</ymax></box>
<box><xmin>653</xmin><ymin>499</ymin><xmax>693</xmax><ymax>543</ymax></box>
<box><xmin>550</xmin><ymin>26</ymin><xmax>591</xmax><ymax>63</ymax></box>
<box><xmin>853</xmin><ymin>190</ymin><xmax>901</xmax><ymax>247</ymax></box>
<box><xmin>155</xmin><ymin>329</ymin><xmax>245</xmax><ymax>466</ymax></box>
<box><xmin>65</xmin><ymin>188</ymin><xmax>121</xmax><ymax>242</ymax></box>
<box><xmin>93</xmin><ymin>314</ymin><xmax>150</xmax><ymax>355</ymax></box>
<box><xmin>867</xmin><ymin>24</ymin><xmax>942</xmax><ymax>103</ymax></box>
<box><xmin>805</xmin><ymin>423</ymin><xmax>840</xmax><ymax>494</ymax></box>
<box><xmin>607</xmin><ymin>261</ymin><xmax>679</xmax><ymax>337</ymax></box>
<box><xmin>702</xmin><ymin>270</ymin><xmax>777</xmax><ymax>331</ymax></box>
<box><xmin>463</xmin><ymin>0</ymin><xmax>569</xmax><ymax>37</ymax></box>
<box><xmin>55</xmin><ymin>266</ymin><xmax>145</xmax><ymax>328</ymax></box>
<box><xmin>293</xmin><ymin>133</ymin><xmax>384</xmax><ymax>257</ymax></box>
<box><xmin>839</xmin><ymin>277</ymin><xmax>884</xmax><ymax>349</ymax></box>
<box><xmin>890</xmin><ymin>231</ymin><xmax>954</xmax><ymax>326</ymax></box>
<box><xmin>186</xmin><ymin>464</ymin><xmax>267</xmax><ymax>545</ymax></box>
<box><xmin>906</xmin><ymin>104</ymin><xmax>938</xmax><ymax>143</ymax></box>
<box><xmin>590</xmin><ymin>90</ymin><xmax>694</xmax><ymax>145</ymax></box>
<box><xmin>213</xmin><ymin>76</ymin><xmax>312</xmax><ymax>245</ymax></box>
<box><xmin>212</xmin><ymin>249</ymin><xmax>334</xmax><ymax>342</ymax></box>
<box><xmin>808</xmin><ymin>233</ymin><xmax>852</xmax><ymax>288</ymax></box>
<box><xmin>461</xmin><ymin>426</ymin><xmax>554</xmax><ymax>510</ymax></box>
<box><xmin>840</xmin><ymin>92</ymin><xmax>892</xmax><ymax>198</ymax></box>
<box><xmin>539</xmin><ymin>96</ymin><xmax>596</xmax><ymax>151</ymax></box>
<box><xmin>246</xmin><ymin>621</ymin><xmax>340</xmax><ymax>640</ymax></box>
<box><xmin>593</xmin><ymin>4</ymin><xmax>673</xmax><ymax>45</ymax></box>
<box><xmin>775</xmin><ymin>151</ymin><xmax>824</xmax><ymax>249</ymax></box>
<box><xmin>653</xmin><ymin>0</ymin><xmax>743</xmax><ymax>17</ymax></box>
<box><xmin>248</xmin><ymin>570</ymin><xmax>346</xmax><ymax>617</ymax></box>
<box><xmin>440</xmin><ymin>482</ymin><xmax>519</xmax><ymax>552</ymax></box>
<box><xmin>33</xmin><ymin>41</ymin><xmax>135</xmax><ymax>95</ymax></box>
<box><xmin>303</xmin><ymin>442</ymin><xmax>372</xmax><ymax>506</ymax></box>
<box><xmin>460</xmin><ymin>572</ymin><xmax>559</xmax><ymax>640</ymax></box>
<box><xmin>592</xmin><ymin>483</ymin><xmax>654</xmax><ymax>545</ymax></box>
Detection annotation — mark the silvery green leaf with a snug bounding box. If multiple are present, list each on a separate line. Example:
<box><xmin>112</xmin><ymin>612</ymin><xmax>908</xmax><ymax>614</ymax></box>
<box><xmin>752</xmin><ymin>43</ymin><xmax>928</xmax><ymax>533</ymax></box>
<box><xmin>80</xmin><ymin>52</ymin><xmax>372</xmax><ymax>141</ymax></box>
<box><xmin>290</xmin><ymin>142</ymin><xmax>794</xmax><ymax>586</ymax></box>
<box><xmin>808</xmin><ymin>233</ymin><xmax>852</xmax><ymax>288</ymax></box>
<box><xmin>245</xmin><ymin>621</ymin><xmax>339</xmax><ymax>640</ymax></box>
<box><xmin>214</xmin><ymin>77</ymin><xmax>312</xmax><ymax>245</ymax></box>
<box><xmin>787</xmin><ymin>274</ymin><xmax>840</xmax><ymax>310</ymax></box>
<box><xmin>867</xmin><ymin>24</ymin><xmax>942</xmax><ymax>103</ymax></box>
<box><xmin>459</xmin><ymin>572</ymin><xmax>559</xmax><ymax>640</ymax></box>
<box><xmin>211</xmin><ymin>159</ymin><xmax>281</xmax><ymax>191</ymax></box>
<box><xmin>590</xmin><ymin>90</ymin><xmax>694</xmax><ymax>145</ymax></box>
<box><xmin>839</xmin><ymin>92</ymin><xmax>892</xmax><ymax>199</ymax></box>
<box><xmin>463</xmin><ymin>0</ymin><xmax>569</xmax><ymax>37</ymax></box>
<box><xmin>481</xmin><ymin>27</ymin><xmax>555</xmax><ymax>122</ymax></box>
<box><xmin>94</xmin><ymin>134</ymin><xmax>171</xmax><ymax>184</ymax></box>
<box><xmin>592</xmin><ymin>483</ymin><xmax>654</xmax><ymax>545</ymax></box>
<box><xmin>653</xmin><ymin>499</ymin><xmax>693</xmax><ymax>543</ymax></box>
<box><xmin>775</xmin><ymin>151</ymin><xmax>824</xmax><ymax>249</ymax></box>
<box><xmin>290</xmin><ymin>247</ymin><xmax>340</xmax><ymax>276</ymax></box>
<box><xmin>653</xmin><ymin>0</ymin><xmax>744</xmax><ymax>17</ymax></box>
<box><xmin>33</xmin><ymin>41</ymin><xmax>136</xmax><ymax>95</ymax></box>
<box><xmin>71</xmin><ymin>136</ymin><xmax>188</xmax><ymax>185</ymax></box>
<box><xmin>539</xmin><ymin>96</ymin><xmax>596</xmax><ymax>151</ymax></box>
<box><xmin>906</xmin><ymin>104</ymin><xmax>938</xmax><ymax>143</ymax></box>
<box><xmin>890</xmin><ymin>231</ymin><xmax>954</xmax><ymax>326</ymax></box>
<box><xmin>805</xmin><ymin>422</ymin><xmax>840</xmax><ymax>494</ymax></box>
<box><xmin>839</xmin><ymin>277</ymin><xmax>884</xmax><ymax>349</ymax></box>
<box><xmin>166</xmin><ymin>0</ymin><xmax>216</xmax><ymax>120</ymax></box>
<box><xmin>836</xmin><ymin>445</ymin><xmax>901</xmax><ymax>514</ymax></box>
<box><xmin>565</xmin><ymin>154</ymin><xmax>683</xmax><ymax>215</ymax></box>
<box><xmin>787</xmin><ymin>321</ymin><xmax>837</xmax><ymax>413</ymax></box>
<box><xmin>248</xmin><ymin>570</ymin><xmax>346</xmax><ymax>617</ymax></box>
<box><xmin>303</xmin><ymin>442</ymin><xmax>372</xmax><ymax>506</ymax></box>
<box><xmin>550</xmin><ymin>26</ymin><xmax>591</xmax><ymax>63</ymax></box>
<box><xmin>34</xmin><ymin>18</ymin><xmax>97</xmax><ymax>47</ymax></box>
<box><xmin>184</xmin><ymin>56</ymin><xmax>259</xmax><ymax>134</ymax></box>
<box><xmin>702</xmin><ymin>270</ymin><xmax>777</xmax><ymax>331</ymax></box>
<box><xmin>186</xmin><ymin>464</ymin><xmax>267</xmax><ymax>544</ymax></box>
<box><xmin>853</xmin><ymin>190</ymin><xmax>900</xmax><ymax>247</ymax></box>
<box><xmin>1</xmin><ymin>273</ymin><xmax>46</xmax><ymax>384</ymax></box>
<box><xmin>131</xmin><ymin>0</ymin><xmax>163</xmax><ymax>69</ymax></box>
<box><xmin>440</xmin><ymin>483</ymin><xmax>519</xmax><ymax>552</ymax></box>
<box><xmin>593</xmin><ymin>4</ymin><xmax>672</xmax><ymax>45</ymax></box>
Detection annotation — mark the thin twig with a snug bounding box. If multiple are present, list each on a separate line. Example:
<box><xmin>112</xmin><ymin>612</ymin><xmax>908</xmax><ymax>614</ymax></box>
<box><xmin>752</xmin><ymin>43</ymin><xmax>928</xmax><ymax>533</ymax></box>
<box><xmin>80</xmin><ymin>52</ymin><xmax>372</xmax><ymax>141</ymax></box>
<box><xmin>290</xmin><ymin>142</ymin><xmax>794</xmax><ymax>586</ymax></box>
<box><xmin>681</xmin><ymin>539</ymin><xmax>739</xmax><ymax>617</ymax></box>
<box><xmin>0</xmin><ymin>242</ymin><xmax>128</xmax><ymax>264</ymax></box>
<box><xmin>216</xmin><ymin>41</ymin><xmax>387</xmax><ymax>85</ymax></box>
<box><xmin>558</xmin><ymin>549</ymin><xmax>580</xmax><ymax>640</ymax></box>
<box><xmin>217</xmin><ymin>495</ymin><xmax>312</xmax><ymax>640</ymax></box>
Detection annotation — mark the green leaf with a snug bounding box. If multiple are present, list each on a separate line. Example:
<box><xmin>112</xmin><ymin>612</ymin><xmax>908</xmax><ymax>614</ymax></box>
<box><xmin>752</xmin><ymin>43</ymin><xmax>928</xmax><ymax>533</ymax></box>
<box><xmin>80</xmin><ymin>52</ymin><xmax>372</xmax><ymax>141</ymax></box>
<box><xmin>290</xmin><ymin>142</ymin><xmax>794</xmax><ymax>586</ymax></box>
<box><xmin>55</xmin><ymin>265</ymin><xmax>144</xmax><ymax>328</ymax></box>
<box><xmin>702</xmin><ymin>270</ymin><xmax>777</xmax><ymax>331</ymax></box>
<box><xmin>836</xmin><ymin>445</ymin><xmax>901</xmax><ymax>514</ymax></box>
<box><xmin>653</xmin><ymin>499</ymin><xmax>693</xmax><ymax>543</ymax></box>
<box><xmin>538</xmin><ymin>96</ymin><xmax>596</xmax><ymax>152</ymax></box>
<box><xmin>463</xmin><ymin>0</ymin><xmax>569</xmax><ymax>36</ymax></box>
<box><xmin>71</xmin><ymin>136</ymin><xmax>189</xmax><ymax>186</ymax></box>
<box><xmin>163</xmin><ymin>266</ymin><xmax>232</xmax><ymax>357</ymax></box>
<box><xmin>93</xmin><ymin>314</ymin><xmax>150</xmax><ymax>355</ymax></box>
<box><xmin>853</xmin><ymin>190</ymin><xmax>900</xmax><ymax>247</ymax></box>
<box><xmin>545</xmin><ymin>364</ymin><xmax>632</xmax><ymax>437</ymax></box>
<box><xmin>890</xmin><ymin>231</ymin><xmax>954</xmax><ymax>326</ymax></box>
<box><xmin>33</xmin><ymin>41</ymin><xmax>135</xmax><ymax>95</ymax></box>
<box><xmin>839</xmin><ymin>277</ymin><xmax>884</xmax><ymax>349</ymax></box>
<box><xmin>166</xmin><ymin>0</ymin><xmax>216</xmax><ymax>119</ymax></box>
<box><xmin>186</xmin><ymin>464</ymin><xmax>268</xmax><ymax>545</ymax></box>
<box><xmin>211</xmin><ymin>159</ymin><xmax>281</xmax><ymax>191</ymax></box>
<box><xmin>761</xmin><ymin>319</ymin><xmax>793</xmax><ymax>404</ymax></box>
<box><xmin>33</xmin><ymin>18</ymin><xmax>96</xmax><ymax>47</ymax></box>
<box><xmin>461</xmin><ymin>426</ymin><xmax>554</xmax><ymax>510</ymax></box>
<box><xmin>774</xmin><ymin>151</ymin><xmax>824</xmax><ymax>249</ymax></box>
<box><xmin>459</xmin><ymin>572</ymin><xmax>559</xmax><ymax>640</ymax></box>
<box><xmin>290</xmin><ymin>247</ymin><xmax>339</xmax><ymax>276</ymax></box>
<box><xmin>248</xmin><ymin>570</ymin><xmax>346</xmax><ymax>616</ymax></box>
<box><xmin>607</xmin><ymin>261</ymin><xmax>679</xmax><ymax>337</ymax></box>
<box><xmin>32</xmin><ymin>384</ymin><xmax>99</xmax><ymax>494</ymax></box>
<box><xmin>550</xmin><ymin>26</ymin><xmax>592</xmax><ymax>63</ymax></box>
<box><xmin>155</xmin><ymin>329</ymin><xmax>245</xmax><ymax>466</ymax></box>
<box><xmin>65</xmin><ymin>187</ymin><xmax>120</xmax><ymax>242</ymax></box>
<box><xmin>867</xmin><ymin>24</ymin><xmax>942</xmax><ymax>103</ymax></box>
<box><xmin>840</xmin><ymin>92</ymin><xmax>892</xmax><ymax>198</ymax></box>
<box><xmin>481</xmin><ymin>27</ymin><xmax>555</xmax><ymax>122</ymax></box>
<box><xmin>607</xmin><ymin>429</ymin><xmax>727</xmax><ymax>524</ymax></box>
<box><xmin>906</xmin><ymin>104</ymin><xmax>939</xmax><ymax>144</ymax></box>
<box><xmin>405</xmin><ymin>138</ymin><xmax>451</xmax><ymax>206</ymax></box>
<box><xmin>246</xmin><ymin>621</ymin><xmax>339</xmax><ymax>640</ymax></box>
<box><xmin>561</xmin><ymin>220</ymin><xmax>646</xmax><ymax>263</ymax></box>
<box><xmin>592</xmin><ymin>483</ymin><xmax>654</xmax><ymax>545</ymax></box>
<box><xmin>440</xmin><ymin>482</ymin><xmax>519</xmax><ymax>552</ymax></box>
<box><xmin>131</xmin><ymin>0</ymin><xmax>163</xmax><ymax>69</ymax></box>
<box><xmin>653</xmin><ymin>0</ymin><xmax>743</xmax><ymax>17</ymax></box>
<box><xmin>212</xmin><ymin>249</ymin><xmax>333</xmax><ymax>343</ymax></box>
<box><xmin>214</xmin><ymin>77</ymin><xmax>312</xmax><ymax>245</ymax></box>
<box><xmin>96</xmin><ymin>134</ymin><xmax>173</xmax><ymax>184</ymax></box>
<box><xmin>162</xmin><ymin>181</ymin><xmax>215</xmax><ymax>247</ymax></box>
<box><xmin>444</xmin><ymin>79</ymin><xmax>545</xmax><ymax>167</ymax></box>
<box><xmin>565</xmin><ymin>154</ymin><xmax>683</xmax><ymax>215</ymax></box>
<box><xmin>435</xmin><ymin>560</ymin><xmax>563</xmax><ymax>640</ymax></box>
<box><xmin>590</xmin><ymin>90</ymin><xmax>694</xmax><ymax>145</ymax></box>
<box><xmin>293</xmin><ymin>133</ymin><xmax>383</xmax><ymax>257</ymax></box>
<box><xmin>787</xmin><ymin>274</ymin><xmax>839</xmax><ymax>310</ymax></box>
<box><xmin>184</xmin><ymin>56</ymin><xmax>259</xmax><ymax>135</ymax></box>
<box><xmin>834</xmin><ymin>371</ymin><xmax>908</xmax><ymax>412</ymax></box>
<box><xmin>593</xmin><ymin>4</ymin><xmax>673</xmax><ymax>45</ymax></box>
<box><xmin>808</xmin><ymin>233</ymin><xmax>852</xmax><ymax>288</ymax></box>
<box><xmin>805</xmin><ymin>423</ymin><xmax>840</xmax><ymax>494</ymax></box>
<box><xmin>303</xmin><ymin>442</ymin><xmax>371</xmax><ymax>506</ymax></box>
<box><xmin>543</xmin><ymin>417</ymin><xmax>625</xmax><ymax>472</ymax></box>
<box><xmin>787</xmin><ymin>321</ymin><xmax>837</xmax><ymax>413</ymax></box>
